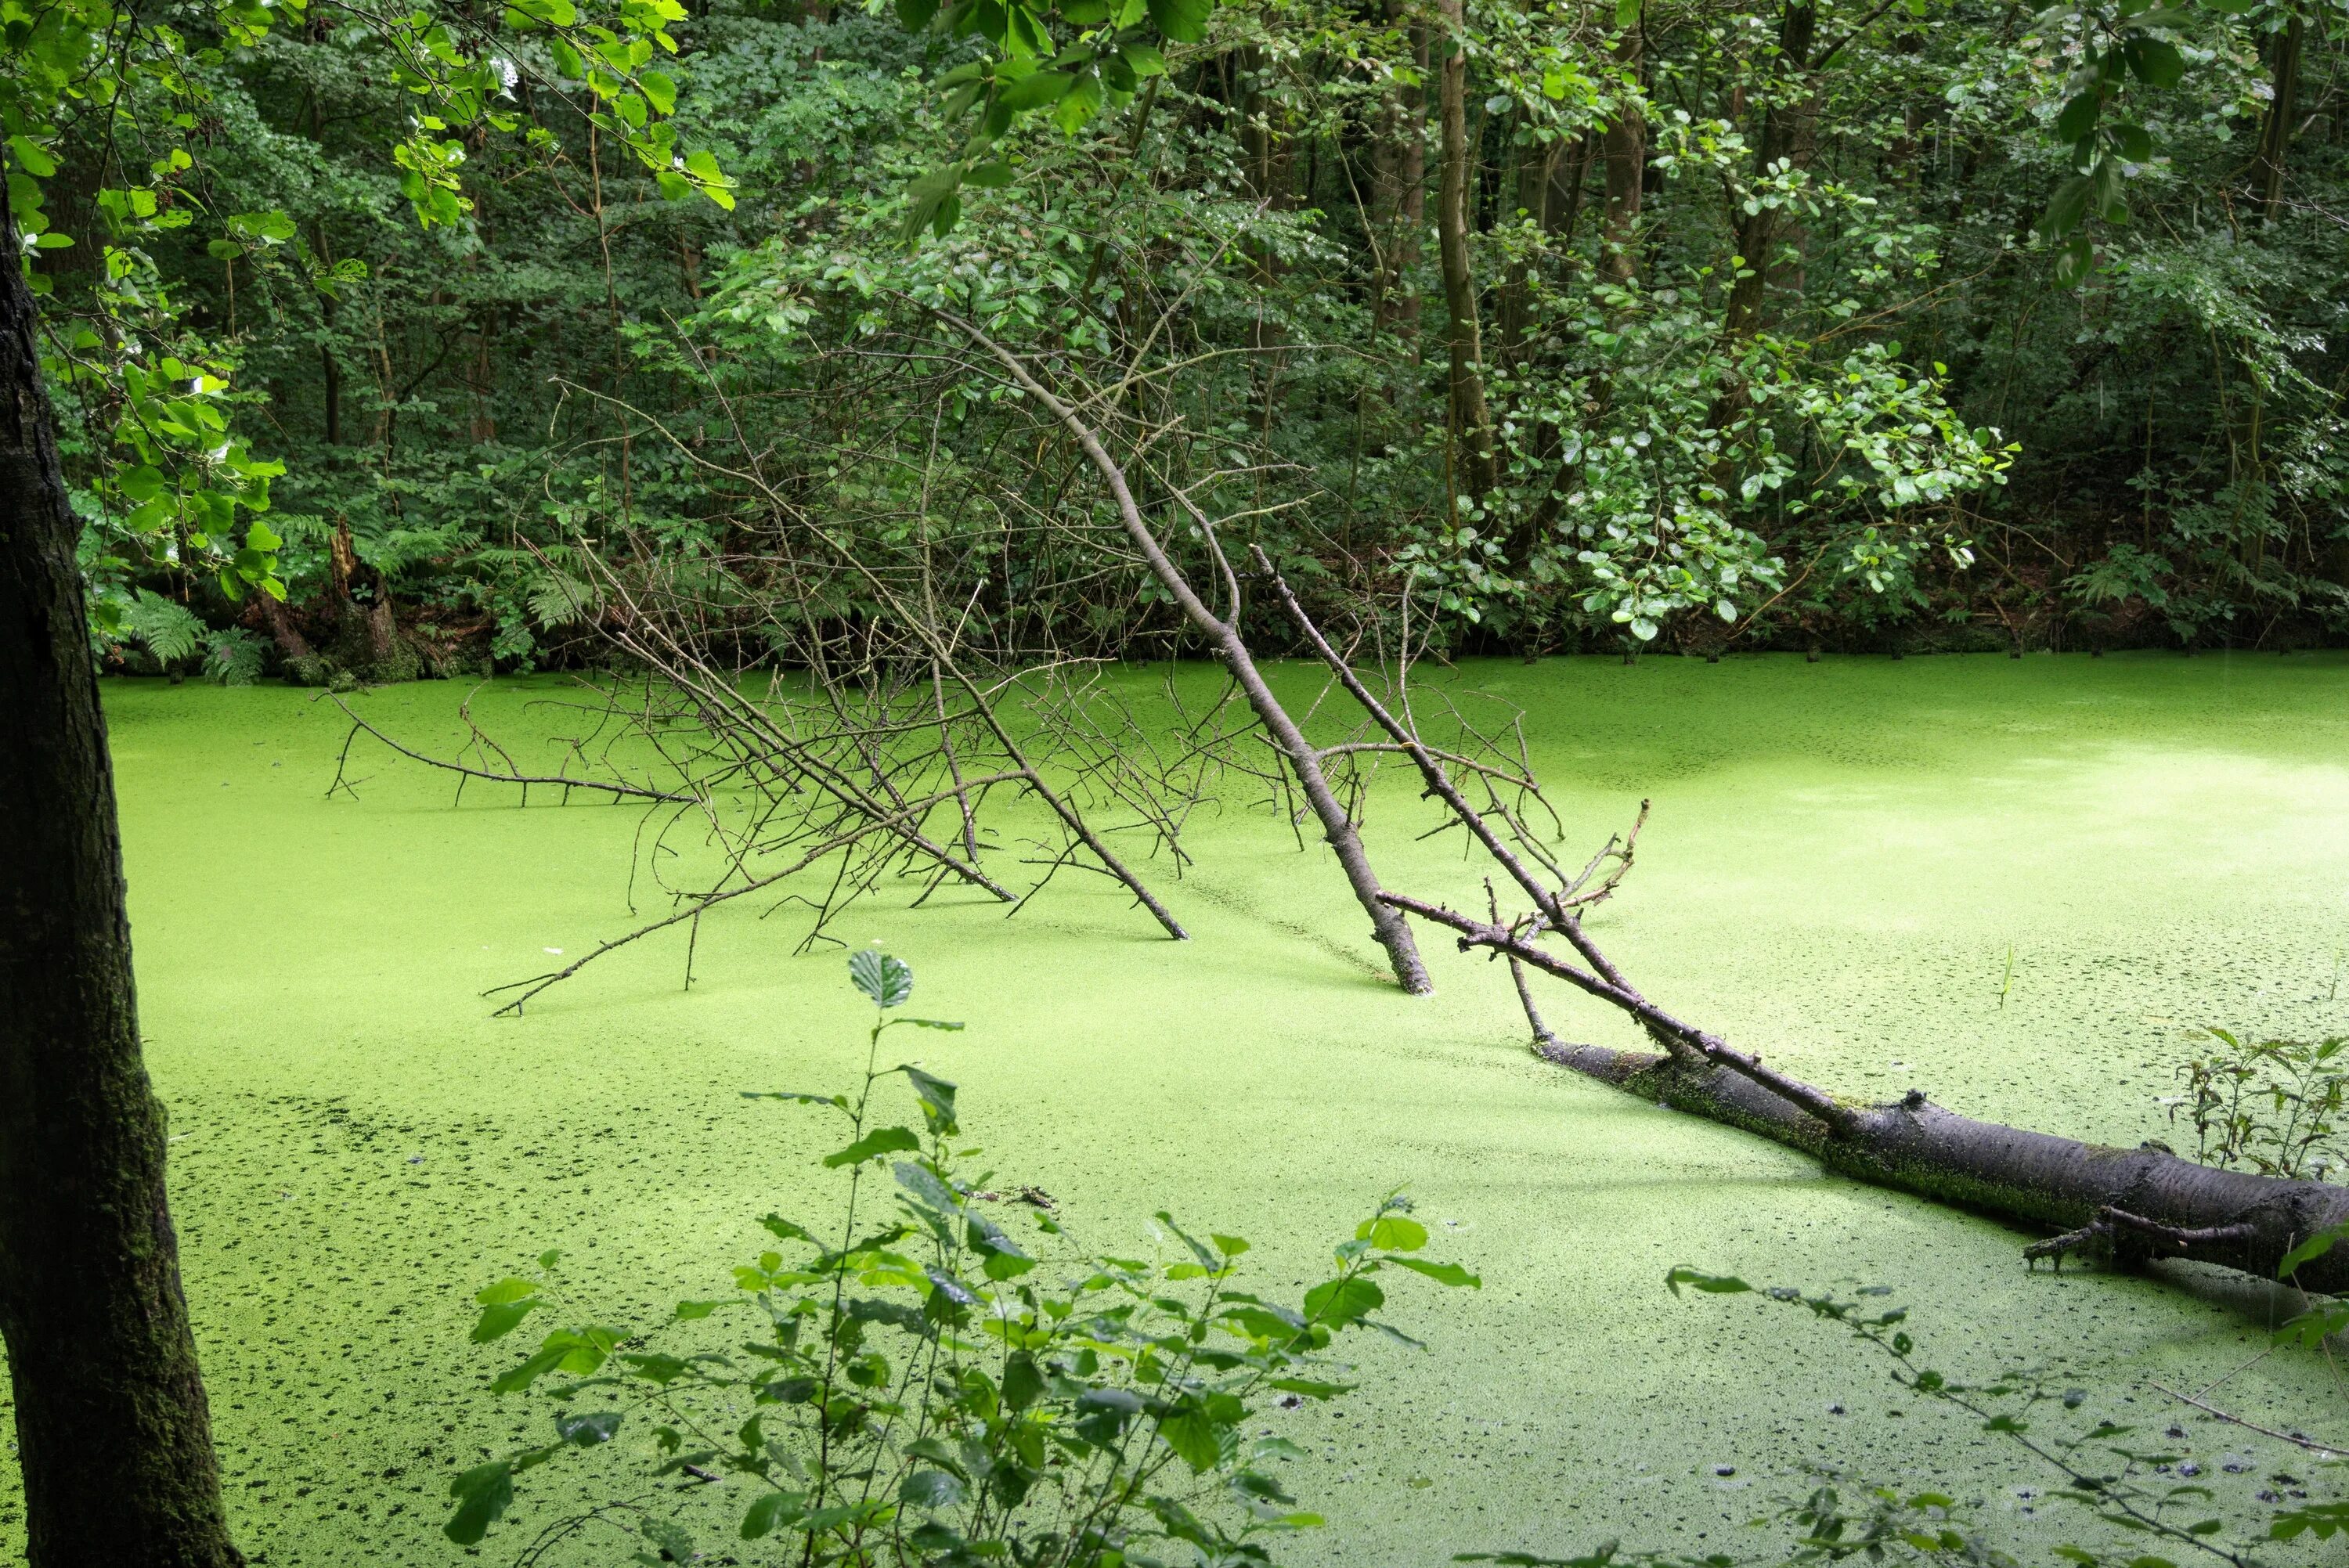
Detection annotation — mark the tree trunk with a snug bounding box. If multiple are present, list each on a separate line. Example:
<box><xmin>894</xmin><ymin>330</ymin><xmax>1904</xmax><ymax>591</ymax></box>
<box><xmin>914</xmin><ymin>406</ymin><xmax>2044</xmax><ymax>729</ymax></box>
<box><xmin>1599</xmin><ymin>17</ymin><xmax>1646</xmax><ymax>287</ymax></box>
<box><xmin>2252</xmin><ymin>14</ymin><xmax>2304</xmax><ymax>225</ymax></box>
<box><xmin>1368</xmin><ymin>11</ymin><xmax>1430</xmax><ymax>360</ymax></box>
<box><xmin>1382</xmin><ymin>886</ymin><xmax>2349</xmax><ymax>1296</ymax></box>
<box><xmin>1721</xmin><ymin>0</ymin><xmax>1817</xmax><ymax>342</ymax></box>
<box><xmin>1434</xmin><ymin>0</ymin><xmax>1498</xmax><ymax>500</ymax></box>
<box><xmin>1535</xmin><ymin>1036</ymin><xmax>2349</xmax><ymax>1294</ymax></box>
<box><xmin>0</xmin><ymin>214</ymin><xmax>247</xmax><ymax>1567</ymax></box>
<box><xmin>1496</xmin><ymin>124</ymin><xmax>1557</xmax><ymax>355</ymax></box>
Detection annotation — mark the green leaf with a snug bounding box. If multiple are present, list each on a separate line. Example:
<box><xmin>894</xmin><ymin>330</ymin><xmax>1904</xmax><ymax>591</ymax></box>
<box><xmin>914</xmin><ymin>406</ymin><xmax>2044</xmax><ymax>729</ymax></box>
<box><xmin>2279</xmin><ymin>1224</ymin><xmax>2347</xmax><ymax>1277</ymax></box>
<box><xmin>965</xmin><ymin>160</ymin><xmax>1016</xmax><ymax>188</ymax></box>
<box><xmin>445</xmin><ymin>1461</ymin><xmax>514</xmax><ymax>1545</ymax></box>
<box><xmin>902</xmin><ymin>1065</ymin><xmax>959</xmax><ymax>1134</ymax></box>
<box><xmin>2052</xmin><ymin>232</ymin><xmax>2096</xmax><ymax>288</ymax></box>
<box><xmin>2040</xmin><ymin>175</ymin><xmax>2092</xmax><ymax>240</ymax></box>
<box><xmin>823</xmin><ymin>1125</ymin><xmax>922</xmax><ymax>1168</ymax></box>
<box><xmin>2123</xmin><ymin>36</ymin><xmax>2185</xmax><ymax>88</ymax></box>
<box><xmin>1003</xmin><ymin>1350</ymin><xmax>1045</xmax><ymax>1410</ymax></box>
<box><xmin>1357</xmin><ymin>1215</ymin><xmax>1428</xmax><ymax>1252</ymax></box>
<box><xmin>901</xmin><ymin>1469</ymin><xmax>967</xmax><ymax>1509</ymax></box>
<box><xmin>555</xmin><ymin>1410</ymin><xmax>622</xmax><ymax>1446</ymax></box>
<box><xmin>998</xmin><ymin>69</ymin><xmax>1073</xmax><ymax>110</ymax></box>
<box><xmin>1387</xmin><ymin>1256</ymin><xmax>1481</xmax><ymax>1288</ymax></box>
<box><xmin>471</xmin><ymin>1298</ymin><xmax>542</xmax><ymax>1342</ymax></box>
<box><xmin>1301</xmin><ymin>1275</ymin><xmax>1384</xmax><ymax>1327</ymax></box>
<box><xmin>1160</xmin><ymin>1411</ymin><xmax>1224</xmax><ymax>1472</ymax></box>
<box><xmin>741</xmin><ymin>1490</ymin><xmax>806</xmax><ymax>1538</ymax></box>
<box><xmin>1663</xmin><ymin>1267</ymin><xmax>1752</xmax><ymax>1296</ymax></box>
<box><xmin>742</xmin><ymin>1090</ymin><xmax>850</xmax><ymax>1114</ymax></box>
<box><xmin>1146</xmin><ymin>0</ymin><xmax>1211</xmax><ymax>42</ymax></box>
<box><xmin>2055</xmin><ymin>92</ymin><xmax>2100</xmax><ymax>145</ymax></box>
<box><xmin>849</xmin><ymin>949</ymin><xmax>914</xmax><ymax>1007</ymax></box>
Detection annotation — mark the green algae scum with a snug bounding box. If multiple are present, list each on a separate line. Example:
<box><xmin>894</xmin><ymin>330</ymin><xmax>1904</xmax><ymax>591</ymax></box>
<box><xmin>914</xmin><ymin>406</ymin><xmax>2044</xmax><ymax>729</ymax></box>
<box><xmin>5</xmin><ymin>651</ymin><xmax>2347</xmax><ymax>1563</ymax></box>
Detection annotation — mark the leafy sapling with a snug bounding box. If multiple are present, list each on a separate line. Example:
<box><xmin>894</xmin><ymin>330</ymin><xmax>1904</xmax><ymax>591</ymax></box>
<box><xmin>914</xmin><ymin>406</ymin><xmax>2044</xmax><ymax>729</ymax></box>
<box><xmin>447</xmin><ymin>950</ymin><xmax>1479</xmax><ymax>1563</ymax></box>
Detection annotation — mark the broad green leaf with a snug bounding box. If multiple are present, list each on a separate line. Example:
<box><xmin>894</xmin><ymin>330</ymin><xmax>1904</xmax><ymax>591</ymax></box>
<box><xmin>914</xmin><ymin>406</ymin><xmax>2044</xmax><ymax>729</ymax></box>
<box><xmin>1146</xmin><ymin>0</ymin><xmax>1211</xmax><ymax>42</ymax></box>
<box><xmin>1663</xmin><ymin>1267</ymin><xmax>1752</xmax><ymax>1296</ymax></box>
<box><xmin>1357</xmin><ymin>1215</ymin><xmax>1428</xmax><ymax>1252</ymax></box>
<box><xmin>1387</xmin><ymin>1256</ymin><xmax>1481</xmax><ymax>1288</ymax></box>
<box><xmin>741</xmin><ymin>1490</ymin><xmax>805</xmax><ymax>1538</ymax></box>
<box><xmin>1301</xmin><ymin>1274</ymin><xmax>1384</xmax><ymax>1326</ymax></box>
<box><xmin>823</xmin><ymin>1125</ymin><xmax>922</xmax><ymax>1167</ymax></box>
<box><xmin>901</xmin><ymin>1469</ymin><xmax>967</xmax><ymax>1509</ymax></box>
<box><xmin>849</xmin><ymin>949</ymin><xmax>914</xmax><ymax>1007</ymax></box>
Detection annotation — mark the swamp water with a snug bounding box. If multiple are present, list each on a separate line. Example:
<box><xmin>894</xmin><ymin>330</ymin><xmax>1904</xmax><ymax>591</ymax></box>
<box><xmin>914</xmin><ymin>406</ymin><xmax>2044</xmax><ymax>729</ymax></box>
<box><xmin>5</xmin><ymin>651</ymin><xmax>2348</xmax><ymax>1564</ymax></box>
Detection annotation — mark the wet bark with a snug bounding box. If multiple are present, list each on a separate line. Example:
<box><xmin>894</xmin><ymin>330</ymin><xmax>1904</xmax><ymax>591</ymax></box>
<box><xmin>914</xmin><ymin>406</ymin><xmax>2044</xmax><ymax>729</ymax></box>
<box><xmin>1384</xmin><ymin>889</ymin><xmax>2349</xmax><ymax>1295</ymax></box>
<box><xmin>0</xmin><ymin>211</ymin><xmax>247</xmax><ymax>1567</ymax></box>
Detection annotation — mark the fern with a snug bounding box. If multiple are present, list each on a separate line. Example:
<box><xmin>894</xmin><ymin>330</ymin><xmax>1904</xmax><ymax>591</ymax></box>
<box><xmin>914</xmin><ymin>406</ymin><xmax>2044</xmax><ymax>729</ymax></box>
<box><xmin>127</xmin><ymin>591</ymin><xmax>204</xmax><ymax>664</ymax></box>
<box><xmin>204</xmin><ymin>627</ymin><xmax>266</xmax><ymax>686</ymax></box>
<box><xmin>526</xmin><ymin>571</ymin><xmax>597</xmax><ymax>629</ymax></box>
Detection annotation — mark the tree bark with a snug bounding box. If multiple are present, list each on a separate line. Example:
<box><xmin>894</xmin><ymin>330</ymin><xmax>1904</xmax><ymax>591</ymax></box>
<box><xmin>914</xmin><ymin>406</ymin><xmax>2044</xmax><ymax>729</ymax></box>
<box><xmin>1385</xmin><ymin>892</ymin><xmax>2349</xmax><ymax>1296</ymax></box>
<box><xmin>0</xmin><ymin>215</ymin><xmax>247</xmax><ymax>1566</ymax></box>
<box><xmin>2252</xmin><ymin>14</ymin><xmax>2304</xmax><ymax>225</ymax></box>
<box><xmin>1599</xmin><ymin>16</ymin><xmax>1647</xmax><ymax>287</ymax></box>
<box><xmin>1535</xmin><ymin>1034</ymin><xmax>2349</xmax><ymax>1293</ymax></box>
<box><xmin>1367</xmin><ymin>7</ymin><xmax>1429</xmax><ymax>363</ymax></box>
<box><xmin>1721</xmin><ymin>0</ymin><xmax>1818</xmax><ymax>343</ymax></box>
<box><xmin>1434</xmin><ymin>0</ymin><xmax>1499</xmax><ymax>499</ymax></box>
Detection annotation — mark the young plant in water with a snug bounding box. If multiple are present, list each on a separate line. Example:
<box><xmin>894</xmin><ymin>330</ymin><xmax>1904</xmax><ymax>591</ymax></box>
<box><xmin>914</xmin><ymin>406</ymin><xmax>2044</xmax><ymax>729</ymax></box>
<box><xmin>2173</xmin><ymin>1031</ymin><xmax>2349</xmax><ymax>1183</ymax></box>
<box><xmin>445</xmin><ymin>950</ymin><xmax>1479</xmax><ymax>1563</ymax></box>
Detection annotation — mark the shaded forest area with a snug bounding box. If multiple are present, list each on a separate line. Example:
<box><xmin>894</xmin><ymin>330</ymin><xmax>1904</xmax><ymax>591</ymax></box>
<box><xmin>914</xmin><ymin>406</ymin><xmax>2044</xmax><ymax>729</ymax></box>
<box><xmin>31</xmin><ymin>0</ymin><xmax>2349</xmax><ymax>689</ymax></box>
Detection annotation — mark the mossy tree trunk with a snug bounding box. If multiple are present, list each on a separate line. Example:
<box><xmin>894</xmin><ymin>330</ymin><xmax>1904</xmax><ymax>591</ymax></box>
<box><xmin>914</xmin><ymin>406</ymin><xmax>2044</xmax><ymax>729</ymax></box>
<box><xmin>0</xmin><ymin>217</ymin><xmax>247</xmax><ymax>1567</ymax></box>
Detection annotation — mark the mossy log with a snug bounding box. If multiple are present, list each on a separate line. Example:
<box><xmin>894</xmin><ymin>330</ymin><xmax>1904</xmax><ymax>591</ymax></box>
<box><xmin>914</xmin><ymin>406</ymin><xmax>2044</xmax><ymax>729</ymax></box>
<box><xmin>1535</xmin><ymin>1036</ymin><xmax>2349</xmax><ymax>1294</ymax></box>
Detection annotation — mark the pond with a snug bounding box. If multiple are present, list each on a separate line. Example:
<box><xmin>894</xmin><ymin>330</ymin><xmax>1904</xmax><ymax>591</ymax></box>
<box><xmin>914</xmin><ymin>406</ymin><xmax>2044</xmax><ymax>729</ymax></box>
<box><xmin>7</xmin><ymin>650</ymin><xmax>2347</xmax><ymax>1565</ymax></box>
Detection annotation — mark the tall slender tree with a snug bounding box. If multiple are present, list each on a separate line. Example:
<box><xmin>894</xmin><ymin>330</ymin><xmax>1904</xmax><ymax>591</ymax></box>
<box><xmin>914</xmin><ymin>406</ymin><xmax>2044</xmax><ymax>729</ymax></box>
<box><xmin>0</xmin><ymin>209</ymin><xmax>245</xmax><ymax>1566</ymax></box>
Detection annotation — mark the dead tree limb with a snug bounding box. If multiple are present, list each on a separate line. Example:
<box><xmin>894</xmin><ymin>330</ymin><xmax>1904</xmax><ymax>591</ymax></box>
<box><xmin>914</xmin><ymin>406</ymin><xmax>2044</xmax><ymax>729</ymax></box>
<box><xmin>942</xmin><ymin>309</ymin><xmax>1431</xmax><ymax>992</ymax></box>
<box><xmin>1252</xmin><ymin>553</ymin><xmax>2349</xmax><ymax>1296</ymax></box>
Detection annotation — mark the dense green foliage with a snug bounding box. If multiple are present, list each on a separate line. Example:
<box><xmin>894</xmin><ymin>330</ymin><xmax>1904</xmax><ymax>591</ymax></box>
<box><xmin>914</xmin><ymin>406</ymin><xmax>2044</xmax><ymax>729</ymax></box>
<box><xmin>453</xmin><ymin>952</ymin><xmax>1478</xmax><ymax>1563</ymax></box>
<box><xmin>13</xmin><ymin>0</ymin><xmax>2349</xmax><ymax>679</ymax></box>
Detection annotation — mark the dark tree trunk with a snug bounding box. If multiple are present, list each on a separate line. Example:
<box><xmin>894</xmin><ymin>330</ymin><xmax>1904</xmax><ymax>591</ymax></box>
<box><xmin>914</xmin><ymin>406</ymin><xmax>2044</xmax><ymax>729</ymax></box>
<box><xmin>1599</xmin><ymin>18</ymin><xmax>1646</xmax><ymax>287</ymax></box>
<box><xmin>2253</xmin><ymin>15</ymin><xmax>2304</xmax><ymax>225</ymax></box>
<box><xmin>1721</xmin><ymin>0</ymin><xmax>1818</xmax><ymax>343</ymax></box>
<box><xmin>1367</xmin><ymin>9</ymin><xmax>1428</xmax><ymax>360</ymax></box>
<box><xmin>0</xmin><ymin>215</ymin><xmax>246</xmax><ymax>1567</ymax></box>
<box><xmin>1434</xmin><ymin>0</ymin><xmax>1498</xmax><ymax>499</ymax></box>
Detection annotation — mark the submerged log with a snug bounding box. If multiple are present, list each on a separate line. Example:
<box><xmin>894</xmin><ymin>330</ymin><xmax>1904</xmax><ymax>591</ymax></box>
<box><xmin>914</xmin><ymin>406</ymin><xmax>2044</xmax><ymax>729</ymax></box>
<box><xmin>1244</xmin><ymin>546</ymin><xmax>2347</xmax><ymax>1301</ymax></box>
<box><xmin>1539</xmin><ymin>1033</ymin><xmax>2349</xmax><ymax>1294</ymax></box>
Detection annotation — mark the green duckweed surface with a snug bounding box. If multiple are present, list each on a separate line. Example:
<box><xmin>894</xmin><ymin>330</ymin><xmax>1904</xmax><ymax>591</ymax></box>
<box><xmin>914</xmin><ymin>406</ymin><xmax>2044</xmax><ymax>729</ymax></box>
<box><xmin>6</xmin><ymin>651</ymin><xmax>2349</xmax><ymax>1564</ymax></box>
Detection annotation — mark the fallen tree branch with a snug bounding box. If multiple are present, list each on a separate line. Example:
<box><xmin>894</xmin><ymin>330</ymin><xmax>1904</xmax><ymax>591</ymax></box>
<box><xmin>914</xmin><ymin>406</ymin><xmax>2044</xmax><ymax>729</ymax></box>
<box><xmin>1250</xmin><ymin>546</ymin><xmax>2349</xmax><ymax>1298</ymax></box>
<box><xmin>940</xmin><ymin>308</ymin><xmax>1430</xmax><ymax>992</ymax></box>
<box><xmin>2145</xmin><ymin>1381</ymin><xmax>2346</xmax><ymax>1458</ymax></box>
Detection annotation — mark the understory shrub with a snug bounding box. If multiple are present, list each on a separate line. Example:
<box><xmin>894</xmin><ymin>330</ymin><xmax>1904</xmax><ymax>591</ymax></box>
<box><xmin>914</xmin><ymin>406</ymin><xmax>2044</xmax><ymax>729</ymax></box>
<box><xmin>449</xmin><ymin>951</ymin><xmax>1478</xmax><ymax>1563</ymax></box>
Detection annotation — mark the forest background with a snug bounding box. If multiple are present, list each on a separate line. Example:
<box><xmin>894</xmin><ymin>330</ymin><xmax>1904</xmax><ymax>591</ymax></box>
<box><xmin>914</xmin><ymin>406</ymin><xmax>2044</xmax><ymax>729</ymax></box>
<box><xmin>17</xmin><ymin>0</ymin><xmax>2349</xmax><ymax>684</ymax></box>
